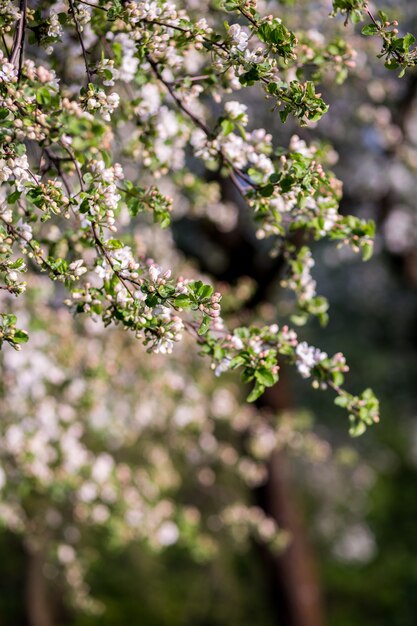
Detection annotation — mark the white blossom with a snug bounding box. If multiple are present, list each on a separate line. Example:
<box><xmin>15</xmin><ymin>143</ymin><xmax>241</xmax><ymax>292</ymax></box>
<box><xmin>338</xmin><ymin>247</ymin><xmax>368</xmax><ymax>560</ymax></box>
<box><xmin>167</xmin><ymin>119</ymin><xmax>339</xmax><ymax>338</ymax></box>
<box><xmin>295</xmin><ymin>342</ymin><xmax>327</xmax><ymax>378</ymax></box>
<box><xmin>228</xmin><ymin>24</ymin><xmax>249</xmax><ymax>52</ymax></box>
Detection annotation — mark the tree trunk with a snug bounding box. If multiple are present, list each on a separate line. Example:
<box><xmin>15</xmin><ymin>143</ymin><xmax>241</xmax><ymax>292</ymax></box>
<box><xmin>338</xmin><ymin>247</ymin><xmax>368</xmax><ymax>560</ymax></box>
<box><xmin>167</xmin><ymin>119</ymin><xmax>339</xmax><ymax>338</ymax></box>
<box><xmin>255</xmin><ymin>381</ymin><xmax>324</xmax><ymax>626</ymax></box>
<box><xmin>263</xmin><ymin>451</ymin><xmax>324</xmax><ymax>626</ymax></box>
<box><xmin>25</xmin><ymin>548</ymin><xmax>54</xmax><ymax>626</ymax></box>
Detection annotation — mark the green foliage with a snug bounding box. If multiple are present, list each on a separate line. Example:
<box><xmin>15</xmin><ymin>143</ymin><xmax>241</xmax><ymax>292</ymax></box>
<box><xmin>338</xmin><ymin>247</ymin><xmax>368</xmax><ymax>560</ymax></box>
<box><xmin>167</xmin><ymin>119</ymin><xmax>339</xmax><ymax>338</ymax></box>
<box><xmin>0</xmin><ymin>314</ymin><xmax>28</xmax><ymax>350</ymax></box>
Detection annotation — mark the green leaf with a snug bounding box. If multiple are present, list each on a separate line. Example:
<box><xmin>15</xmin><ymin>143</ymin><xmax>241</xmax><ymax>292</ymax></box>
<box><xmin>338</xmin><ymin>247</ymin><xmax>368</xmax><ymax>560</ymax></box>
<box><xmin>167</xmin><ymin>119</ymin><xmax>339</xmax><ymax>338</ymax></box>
<box><xmin>13</xmin><ymin>330</ymin><xmax>29</xmax><ymax>344</ymax></box>
<box><xmin>198</xmin><ymin>315</ymin><xmax>211</xmax><ymax>336</ymax></box>
<box><xmin>361</xmin><ymin>24</ymin><xmax>379</xmax><ymax>36</ymax></box>
<box><xmin>247</xmin><ymin>382</ymin><xmax>265</xmax><ymax>403</ymax></box>
<box><xmin>221</xmin><ymin>119</ymin><xmax>234</xmax><ymax>135</ymax></box>
<box><xmin>229</xmin><ymin>356</ymin><xmax>246</xmax><ymax>369</ymax></box>
<box><xmin>106</xmin><ymin>239</ymin><xmax>124</xmax><ymax>249</ymax></box>
<box><xmin>192</xmin><ymin>280</ymin><xmax>204</xmax><ymax>295</ymax></box>
<box><xmin>7</xmin><ymin>190</ymin><xmax>22</xmax><ymax>204</ymax></box>
<box><xmin>361</xmin><ymin>241</ymin><xmax>374</xmax><ymax>261</ymax></box>
<box><xmin>404</xmin><ymin>33</ymin><xmax>416</xmax><ymax>49</ymax></box>
<box><xmin>334</xmin><ymin>395</ymin><xmax>349</xmax><ymax>408</ymax></box>
<box><xmin>280</xmin><ymin>109</ymin><xmax>290</xmax><ymax>124</ymax></box>
<box><xmin>36</xmin><ymin>87</ymin><xmax>52</xmax><ymax>106</ymax></box>
<box><xmin>385</xmin><ymin>59</ymin><xmax>399</xmax><ymax>70</ymax></box>
<box><xmin>200</xmin><ymin>284</ymin><xmax>214</xmax><ymax>299</ymax></box>
<box><xmin>79</xmin><ymin>198</ymin><xmax>90</xmax><ymax>214</ymax></box>
<box><xmin>259</xmin><ymin>184</ymin><xmax>274</xmax><ymax>198</ymax></box>
<box><xmin>83</xmin><ymin>172</ymin><xmax>94</xmax><ymax>184</ymax></box>
<box><xmin>255</xmin><ymin>367</ymin><xmax>277</xmax><ymax>387</ymax></box>
<box><xmin>173</xmin><ymin>295</ymin><xmax>192</xmax><ymax>309</ymax></box>
<box><xmin>349</xmin><ymin>420</ymin><xmax>367</xmax><ymax>437</ymax></box>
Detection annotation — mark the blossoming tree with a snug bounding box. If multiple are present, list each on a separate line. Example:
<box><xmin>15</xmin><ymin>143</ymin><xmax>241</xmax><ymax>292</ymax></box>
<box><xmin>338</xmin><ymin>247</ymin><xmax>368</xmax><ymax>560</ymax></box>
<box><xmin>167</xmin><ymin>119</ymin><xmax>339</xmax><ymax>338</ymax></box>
<box><xmin>0</xmin><ymin>0</ymin><xmax>416</xmax><ymax>619</ymax></box>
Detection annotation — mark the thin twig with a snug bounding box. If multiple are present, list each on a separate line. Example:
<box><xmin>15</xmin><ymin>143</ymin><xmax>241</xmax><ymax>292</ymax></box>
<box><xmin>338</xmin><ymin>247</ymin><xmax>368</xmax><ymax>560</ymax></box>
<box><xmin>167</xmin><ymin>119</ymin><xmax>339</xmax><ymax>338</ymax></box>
<box><xmin>68</xmin><ymin>0</ymin><xmax>93</xmax><ymax>83</ymax></box>
<box><xmin>146</xmin><ymin>54</ymin><xmax>258</xmax><ymax>191</ymax></box>
<box><xmin>0</xmin><ymin>284</ymin><xmax>18</xmax><ymax>294</ymax></box>
<box><xmin>237</xmin><ymin>6</ymin><xmax>258</xmax><ymax>29</ymax></box>
<box><xmin>77</xmin><ymin>0</ymin><xmax>106</xmax><ymax>9</ymax></box>
<box><xmin>42</xmin><ymin>148</ymin><xmax>72</xmax><ymax>196</ymax></box>
<box><xmin>2</xmin><ymin>33</ymin><xmax>10</xmax><ymax>57</ymax></box>
<box><xmin>366</xmin><ymin>8</ymin><xmax>405</xmax><ymax>64</ymax></box>
<box><xmin>91</xmin><ymin>223</ymin><xmax>136</xmax><ymax>298</ymax></box>
<box><xmin>146</xmin><ymin>55</ymin><xmax>211</xmax><ymax>135</ymax></box>
<box><xmin>0</xmin><ymin>216</ymin><xmax>60</xmax><ymax>277</ymax></box>
<box><xmin>9</xmin><ymin>0</ymin><xmax>27</xmax><ymax>81</ymax></box>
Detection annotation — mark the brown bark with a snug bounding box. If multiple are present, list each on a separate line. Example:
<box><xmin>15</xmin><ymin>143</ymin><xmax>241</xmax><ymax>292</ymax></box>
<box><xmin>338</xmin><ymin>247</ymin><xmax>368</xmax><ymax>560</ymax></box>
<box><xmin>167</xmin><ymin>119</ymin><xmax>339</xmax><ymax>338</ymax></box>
<box><xmin>25</xmin><ymin>549</ymin><xmax>54</xmax><ymax>626</ymax></box>
<box><xmin>262</xmin><ymin>451</ymin><xmax>324</xmax><ymax>626</ymax></box>
<box><xmin>255</xmin><ymin>382</ymin><xmax>324</xmax><ymax>626</ymax></box>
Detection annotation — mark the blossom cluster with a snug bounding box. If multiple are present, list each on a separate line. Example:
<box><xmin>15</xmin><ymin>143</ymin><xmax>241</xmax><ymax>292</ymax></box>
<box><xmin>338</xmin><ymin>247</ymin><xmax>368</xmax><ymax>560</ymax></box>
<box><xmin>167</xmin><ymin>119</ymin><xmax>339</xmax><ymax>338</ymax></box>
<box><xmin>0</xmin><ymin>0</ymin><xmax>388</xmax><ymax>422</ymax></box>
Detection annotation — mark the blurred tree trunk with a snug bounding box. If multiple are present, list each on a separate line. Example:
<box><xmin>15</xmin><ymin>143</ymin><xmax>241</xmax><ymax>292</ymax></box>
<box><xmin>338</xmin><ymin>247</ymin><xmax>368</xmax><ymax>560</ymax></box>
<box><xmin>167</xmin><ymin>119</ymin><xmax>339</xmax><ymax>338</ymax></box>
<box><xmin>255</xmin><ymin>380</ymin><xmax>324</xmax><ymax>626</ymax></box>
<box><xmin>261</xmin><ymin>451</ymin><xmax>324</xmax><ymax>626</ymax></box>
<box><xmin>25</xmin><ymin>548</ymin><xmax>54</xmax><ymax>626</ymax></box>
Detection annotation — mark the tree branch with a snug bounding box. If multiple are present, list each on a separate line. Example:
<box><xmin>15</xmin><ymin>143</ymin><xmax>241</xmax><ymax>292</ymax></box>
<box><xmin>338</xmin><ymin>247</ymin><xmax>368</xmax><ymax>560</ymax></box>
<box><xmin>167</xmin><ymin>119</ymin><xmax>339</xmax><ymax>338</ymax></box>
<box><xmin>9</xmin><ymin>0</ymin><xmax>27</xmax><ymax>81</ymax></box>
<box><xmin>68</xmin><ymin>0</ymin><xmax>93</xmax><ymax>83</ymax></box>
